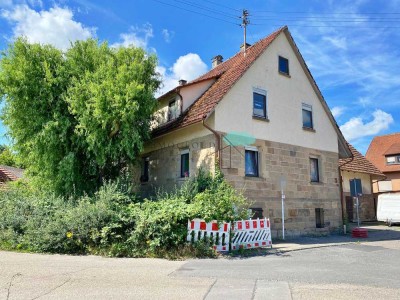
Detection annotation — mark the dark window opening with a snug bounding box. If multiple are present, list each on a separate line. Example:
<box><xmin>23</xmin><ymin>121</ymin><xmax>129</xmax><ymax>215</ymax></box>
<box><xmin>279</xmin><ymin>56</ymin><xmax>289</xmax><ymax>75</ymax></box>
<box><xmin>245</xmin><ymin>149</ymin><xmax>259</xmax><ymax>177</ymax></box>
<box><xmin>315</xmin><ymin>208</ymin><xmax>325</xmax><ymax>228</ymax></box>
<box><xmin>250</xmin><ymin>207</ymin><xmax>264</xmax><ymax>219</ymax></box>
<box><xmin>140</xmin><ymin>157</ymin><xmax>149</xmax><ymax>182</ymax></box>
<box><xmin>181</xmin><ymin>152</ymin><xmax>189</xmax><ymax>178</ymax></box>
<box><xmin>302</xmin><ymin>108</ymin><xmax>313</xmax><ymax>129</ymax></box>
<box><xmin>253</xmin><ymin>92</ymin><xmax>267</xmax><ymax>118</ymax></box>
<box><xmin>310</xmin><ymin>158</ymin><xmax>319</xmax><ymax>182</ymax></box>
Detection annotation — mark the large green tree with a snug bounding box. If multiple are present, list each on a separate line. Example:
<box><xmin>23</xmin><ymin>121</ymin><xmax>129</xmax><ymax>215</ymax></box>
<box><xmin>0</xmin><ymin>38</ymin><xmax>160</xmax><ymax>195</ymax></box>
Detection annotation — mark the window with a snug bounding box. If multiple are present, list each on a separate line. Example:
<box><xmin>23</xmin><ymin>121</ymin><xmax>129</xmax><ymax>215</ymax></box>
<box><xmin>315</xmin><ymin>208</ymin><xmax>325</xmax><ymax>228</ymax></box>
<box><xmin>302</xmin><ymin>103</ymin><xmax>313</xmax><ymax>129</ymax></box>
<box><xmin>350</xmin><ymin>178</ymin><xmax>362</xmax><ymax>197</ymax></box>
<box><xmin>253</xmin><ymin>89</ymin><xmax>267</xmax><ymax>118</ymax></box>
<box><xmin>278</xmin><ymin>56</ymin><xmax>289</xmax><ymax>75</ymax></box>
<box><xmin>386</xmin><ymin>155</ymin><xmax>400</xmax><ymax>165</ymax></box>
<box><xmin>141</xmin><ymin>157</ymin><xmax>149</xmax><ymax>182</ymax></box>
<box><xmin>310</xmin><ymin>158</ymin><xmax>319</xmax><ymax>182</ymax></box>
<box><xmin>168</xmin><ymin>99</ymin><xmax>178</xmax><ymax>121</ymax></box>
<box><xmin>180</xmin><ymin>149</ymin><xmax>189</xmax><ymax>178</ymax></box>
<box><xmin>245</xmin><ymin>147</ymin><xmax>259</xmax><ymax>177</ymax></box>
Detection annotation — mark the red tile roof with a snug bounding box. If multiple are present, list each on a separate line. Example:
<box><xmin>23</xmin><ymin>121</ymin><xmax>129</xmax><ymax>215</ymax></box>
<box><xmin>339</xmin><ymin>143</ymin><xmax>384</xmax><ymax>177</ymax></box>
<box><xmin>152</xmin><ymin>26</ymin><xmax>286</xmax><ymax>137</ymax></box>
<box><xmin>366</xmin><ymin>133</ymin><xmax>400</xmax><ymax>173</ymax></box>
<box><xmin>151</xmin><ymin>26</ymin><xmax>351</xmax><ymax>159</ymax></box>
<box><xmin>383</xmin><ymin>143</ymin><xmax>400</xmax><ymax>156</ymax></box>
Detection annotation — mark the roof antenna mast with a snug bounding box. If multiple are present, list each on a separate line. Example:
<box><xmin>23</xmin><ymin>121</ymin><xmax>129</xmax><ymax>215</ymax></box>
<box><xmin>241</xmin><ymin>9</ymin><xmax>250</xmax><ymax>56</ymax></box>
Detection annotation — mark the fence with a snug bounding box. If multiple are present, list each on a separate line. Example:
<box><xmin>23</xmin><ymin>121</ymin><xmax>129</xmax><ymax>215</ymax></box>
<box><xmin>187</xmin><ymin>218</ymin><xmax>272</xmax><ymax>252</ymax></box>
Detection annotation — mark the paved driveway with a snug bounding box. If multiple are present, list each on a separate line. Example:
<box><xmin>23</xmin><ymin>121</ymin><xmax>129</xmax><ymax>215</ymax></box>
<box><xmin>1</xmin><ymin>224</ymin><xmax>400</xmax><ymax>300</ymax></box>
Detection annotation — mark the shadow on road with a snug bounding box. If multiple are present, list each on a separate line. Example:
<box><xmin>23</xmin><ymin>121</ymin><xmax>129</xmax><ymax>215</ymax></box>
<box><xmin>221</xmin><ymin>222</ymin><xmax>400</xmax><ymax>259</ymax></box>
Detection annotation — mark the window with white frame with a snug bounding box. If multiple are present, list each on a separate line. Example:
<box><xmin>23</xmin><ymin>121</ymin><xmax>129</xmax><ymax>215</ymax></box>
<box><xmin>302</xmin><ymin>103</ymin><xmax>313</xmax><ymax>129</ymax></box>
<box><xmin>245</xmin><ymin>146</ymin><xmax>259</xmax><ymax>177</ymax></box>
<box><xmin>386</xmin><ymin>155</ymin><xmax>400</xmax><ymax>165</ymax></box>
<box><xmin>180</xmin><ymin>149</ymin><xmax>189</xmax><ymax>178</ymax></box>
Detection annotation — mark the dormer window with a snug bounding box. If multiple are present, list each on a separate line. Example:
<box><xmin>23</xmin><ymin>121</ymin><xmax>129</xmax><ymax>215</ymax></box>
<box><xmin>386</xmin><ymin>155</ymin><xmax>400</xmax><ymax>165</ymax></box>
<box><xmin>168</xmin><ymin>99</ymin><xmax>178</xmax><ymax>121</ymax></box>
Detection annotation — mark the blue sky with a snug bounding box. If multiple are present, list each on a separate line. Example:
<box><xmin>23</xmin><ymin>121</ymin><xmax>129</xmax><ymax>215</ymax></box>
<box><xmin>0</xmin><ymin>0</ymin><xmax>399</xmax><ymax>154</ymax></box>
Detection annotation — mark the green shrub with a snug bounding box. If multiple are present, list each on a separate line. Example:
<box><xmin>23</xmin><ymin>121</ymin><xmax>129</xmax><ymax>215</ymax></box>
<box><xmin>126</xmin><ymin>169</ymin><xmax>249</xmax><ymax>257</ymax></box>
<box><xmin>0</xmin><ymin>169</ymin><xmax>249</xmax><ymax>257</ymax></box>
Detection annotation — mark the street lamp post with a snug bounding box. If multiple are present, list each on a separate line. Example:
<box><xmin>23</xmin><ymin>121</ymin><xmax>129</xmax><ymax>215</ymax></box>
<box><xmin>280</xmin><ymin>176</ymin><xmax>286</xmax><ymax>240</ymax></box>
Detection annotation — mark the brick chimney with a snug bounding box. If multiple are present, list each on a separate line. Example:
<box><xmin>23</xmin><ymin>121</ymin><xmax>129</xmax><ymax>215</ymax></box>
<box><xmin>212</xmin><ymin>55</ymin><xmax>223</xmax><ymax>69</ymax></box>
<box><xmin>179</xmin><ymin>79</ymin><xmax>187</xmax><ymax>86</ymax></box>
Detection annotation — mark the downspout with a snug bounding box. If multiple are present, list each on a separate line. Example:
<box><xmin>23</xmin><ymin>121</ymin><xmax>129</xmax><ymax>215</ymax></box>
<box><xmin>202</xmin><ymin>113</ymin><xmax>221</xmax><ymax>169</ymax></box>
<box><xmin>338</xmin><ymin>156</ymin><xmax>354</xmax><ymax>227</ymax></box>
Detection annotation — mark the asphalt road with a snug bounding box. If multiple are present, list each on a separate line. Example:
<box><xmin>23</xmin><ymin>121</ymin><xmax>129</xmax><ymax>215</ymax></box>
<box><xmin>1</xmin><ymin>226</ymin><xmax>400</xmax><ymax>299</ymax></box>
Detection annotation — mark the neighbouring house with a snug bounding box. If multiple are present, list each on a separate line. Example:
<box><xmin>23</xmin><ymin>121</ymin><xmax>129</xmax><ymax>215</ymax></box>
<box><xmin>366</xmin><ymin>133</ymin><xmax>400</xmax><ymax>194</ymax></box>
<box><xmin>138</xmin><ymin>26</ymin><xmax>352</xmax><ymax>237</ymax></box>
<box><xmin>0</xmin><ymin>165</ymin><xmax>24</xmax><ymax>188</ymax></box>
<box><xmin>339</xmin><ymin>143</ymin><xmax>385</xmax><ymax>223</ymax></box>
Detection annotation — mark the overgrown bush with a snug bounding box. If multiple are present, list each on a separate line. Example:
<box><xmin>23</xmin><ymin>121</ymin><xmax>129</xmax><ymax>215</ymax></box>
<box><xmin>0</xmin><ymin>169</ymin><xmax>249</xmax><ymax>257</ymax></box>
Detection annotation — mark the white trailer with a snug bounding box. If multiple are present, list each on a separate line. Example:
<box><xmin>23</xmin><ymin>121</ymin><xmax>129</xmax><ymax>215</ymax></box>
<box><xmin>377</xmin><ymin>193</ymin><xmax>400</xmax><ymax>226</ymax></box>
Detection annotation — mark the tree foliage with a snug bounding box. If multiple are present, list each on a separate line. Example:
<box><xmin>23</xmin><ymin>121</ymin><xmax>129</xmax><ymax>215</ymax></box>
<box><xmin>0</xmin><ymin>38</ymin><xmax>160</xmax><ymax>195</ymax></box>
<box><xmin>0</xmin><ymin>145</ymin><xmax>19</xmax><ymax>167</ymax></box>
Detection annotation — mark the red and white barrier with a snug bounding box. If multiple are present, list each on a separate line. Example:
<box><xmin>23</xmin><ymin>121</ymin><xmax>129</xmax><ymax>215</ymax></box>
<box><xmin>187</xmin><ymin>217</ymin><xmax>272</xmax><ymax>252</ymax></box>
<box><xmin>187</xmin><ymin>219</ymin><xmax>230</xmax><ymax>251</ymax></box>
<box><xmin>231</xmin><ymin>218</ymin><xmax>272</xmax><ymax>250</ymax></box>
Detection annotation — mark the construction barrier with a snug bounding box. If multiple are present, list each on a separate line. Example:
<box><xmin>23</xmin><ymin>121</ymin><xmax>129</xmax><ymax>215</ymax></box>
<box><xmin>231</xmin><ymin>218</ymin><xmax>272</xmax><ymax>250</ymax></box>
<box><xmin>187</xmin><ymin>218</ymin><xmax>272</xmax><ymax>252</ymax></box>
<box><xmin>187</xmin><ymin>219</ymin><xmax>230</xmax><ymax>251</ymax></box>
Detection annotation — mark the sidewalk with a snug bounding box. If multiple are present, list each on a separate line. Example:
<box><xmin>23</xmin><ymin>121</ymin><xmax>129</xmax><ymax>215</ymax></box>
<box><xmin>271</xmin><ymin>223</ymin><xmax>400</xmax><ymax>253</ymax></box>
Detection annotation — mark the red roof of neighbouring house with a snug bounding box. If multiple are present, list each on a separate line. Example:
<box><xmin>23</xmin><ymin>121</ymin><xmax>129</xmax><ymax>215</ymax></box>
<box><xmin>366</xmin><ymin>133</ymin><xmax>400</xmax><ymax>173</ymax></box>
<box><xmin>0</xmin><ymin>165</ymin><xmax>24</xmax><ymax>182</ymax></box>
<box><xmin>152</xmin><ymin>26</ymin><xmax>286</xmax><ymax>137</ymax></box>
<box><xmin>339</xmin><ymin>143</ymin><xmax>384</xmax><ymax>177</ymax></box>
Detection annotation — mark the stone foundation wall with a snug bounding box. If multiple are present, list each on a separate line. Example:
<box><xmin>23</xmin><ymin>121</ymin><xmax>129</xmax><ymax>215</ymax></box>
<box><xmin>138</xmin><ymin>134</ymin><xmax>343</xmax><ymax>237</ymax></box>
<box><xmin>139</xmin><ymin>134</ymin><xmax>216</xmax><ymax>197</ymax></box>
<box><xmin>221</xmin><ymin>139</ymin><xmax>342</xmax><ymax>238</ymax></box>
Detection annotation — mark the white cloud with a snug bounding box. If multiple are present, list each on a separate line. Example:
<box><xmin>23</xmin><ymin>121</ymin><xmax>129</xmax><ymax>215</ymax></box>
<box><xmin>358</xmin><ymin>97</ymin><xmax>372</xmax><ymax>107</ymax></box>
<box><xmin>340</xmin><ymin>109</ymin><xmax>394</xmax><ymax>141</ymax></box>
<box><xmin>322</xmin><ymin>36</ymin><xmax>347</xmax><ymax>50</ymax></box>
<box><xmin>1</xmin><ymin>5</ymin><xmax>95</xmax><ymax>50</ymax></box>
<box><xmin>331</xmin><ymin>106</ymin><xmax>345</xmax><ymax>118</ymax></box>
<box><xmin>111</xmin><ymin>23</ymin><xmax>153</xmax><ymax>49</ymax></box>
<box><xmin>162</xmin><ymin>29</ymin><xmax>174</xmax><ymax>43</ymax></box>
<box><xmin>156</xmin><ymin>53</ymin><xmax>208</xmax><ymax>96</ymax></box>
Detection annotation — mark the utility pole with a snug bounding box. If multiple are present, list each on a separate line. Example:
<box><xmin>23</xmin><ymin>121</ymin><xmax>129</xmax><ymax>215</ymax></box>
<box><xmin>241</xmin><ymin>9</ymin><xmax>250</xmax><ymax>55</ymax></box>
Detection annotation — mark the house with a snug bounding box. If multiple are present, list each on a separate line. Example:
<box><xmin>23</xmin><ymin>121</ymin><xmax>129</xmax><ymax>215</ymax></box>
<box><xmin>0</xmin><ymin>165</ymin><xmax>24</xmax><ymax>188</ymax></box>
<box><xmin>339</xmin><ymin>143</ymin><xmax>385</xmax><ymax>223</ymax></box>
<box><xmin>366</xmin><ymin>133</ymin><xmax>400</xmax><ymax>194</ymax></box>
<box><xmin>139</xmin><ymin>26</ymin><xmax>352</xmax><ymax>237</ymax></box>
